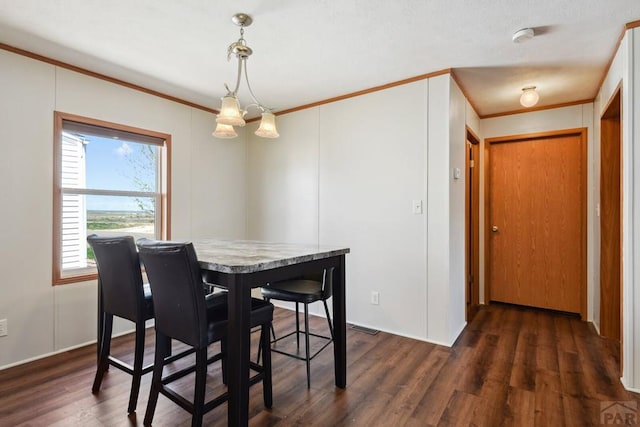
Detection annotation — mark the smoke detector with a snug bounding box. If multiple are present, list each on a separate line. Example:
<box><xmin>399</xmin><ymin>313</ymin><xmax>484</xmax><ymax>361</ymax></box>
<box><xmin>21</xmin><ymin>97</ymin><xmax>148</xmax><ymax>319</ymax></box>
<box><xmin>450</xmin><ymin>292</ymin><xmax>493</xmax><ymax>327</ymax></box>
<box><xmin>512</xmin><ymin>28</ymin><xmax>535</xmax><ymax>43</ymax></box>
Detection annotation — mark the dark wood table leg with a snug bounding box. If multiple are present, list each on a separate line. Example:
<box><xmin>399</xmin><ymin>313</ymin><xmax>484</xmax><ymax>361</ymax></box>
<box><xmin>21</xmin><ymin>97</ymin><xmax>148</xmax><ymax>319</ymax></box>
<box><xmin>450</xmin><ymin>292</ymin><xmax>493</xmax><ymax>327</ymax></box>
<box><xmin>333</xmin><ymin>255</ymin><xmax>347</xmax><ymax>388</ymax></box>
<box><xmin>226</xmin><ymin>273</ymin><xmax>252</xmax><ymax>426</ymax></box>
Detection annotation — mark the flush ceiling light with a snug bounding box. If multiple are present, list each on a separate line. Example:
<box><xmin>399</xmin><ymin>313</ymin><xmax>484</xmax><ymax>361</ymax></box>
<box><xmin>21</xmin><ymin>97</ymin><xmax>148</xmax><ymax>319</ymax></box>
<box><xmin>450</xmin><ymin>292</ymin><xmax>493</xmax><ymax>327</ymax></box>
<box><xmin>212</xmin><ymin>13</ymin><xmax>279</xmax><ymax>139</ymax></box>
<box><xmin>520</xmin><ymin>86</ymin><xmax>539</xmax><ymax>108</ymax></box>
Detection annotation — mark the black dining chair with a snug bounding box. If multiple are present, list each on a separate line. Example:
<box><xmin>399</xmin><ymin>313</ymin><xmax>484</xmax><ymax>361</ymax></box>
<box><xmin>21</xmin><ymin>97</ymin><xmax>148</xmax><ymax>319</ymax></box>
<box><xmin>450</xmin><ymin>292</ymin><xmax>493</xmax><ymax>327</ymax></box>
<box><xmin>88</xmin><ymin>234</ymin><xmax>191</xmax><ymax>414</ymax></box>
<box><xmin>261</xmin><ymin>268</ymin><xmax>334</xmax><ymax>388</ymax></box>
<box><xmin>137</xmin><ymin>238</ymin><xmax>274</xmax><ymax>427</ymax></box>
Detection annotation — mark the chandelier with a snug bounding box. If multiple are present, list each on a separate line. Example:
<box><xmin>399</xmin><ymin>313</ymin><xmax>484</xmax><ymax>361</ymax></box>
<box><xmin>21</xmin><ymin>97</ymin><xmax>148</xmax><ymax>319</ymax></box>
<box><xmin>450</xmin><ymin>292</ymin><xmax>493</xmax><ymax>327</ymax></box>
<box><xmin>213</xmin><ymin>13</ymin><xmax>279</xmax><ymax>139</ymax></box>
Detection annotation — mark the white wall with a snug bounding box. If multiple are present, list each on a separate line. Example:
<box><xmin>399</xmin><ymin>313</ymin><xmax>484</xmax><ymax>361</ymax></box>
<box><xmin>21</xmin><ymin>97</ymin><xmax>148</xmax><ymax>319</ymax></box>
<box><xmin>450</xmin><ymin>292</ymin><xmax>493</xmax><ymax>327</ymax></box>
<box><xmin>447</xmin><ymin>79</ymin><xmax>467</xmax><ymax>342</ymax></box>
<box><xmin>247</xmin><ymin>108</ymin><xmax>319</xmax><ymax>244</ymax></box>
<box><xmin>189</xmin><ymin>108</ymin><xmax>248</xmax><ymax>240</ymax></box>
<box><xmin>466</xmin><ymin>102</ymin><xmax>481</xmax><ymax>137</ymax></box>
<box><xmin>0</xmin><ymin>51</ymin><xmax>56</xmax><ymax>366</ymax></box>
<box><xmin>247</xmin><ymin>75</ymin><xmax>469</xmax><ymax>346</ymax></box>
<box><xmin>318</xmin><ymin>81</ymin><xmax>428</xmax><ymax>340</ymax></box>
<box><xmin>425</xmin><ymin>76</ymin><xmax>451</xmax><ymax>344</ymax></box>
<box><xmin>482</xmin><ymin>104</ymin><xmax>595</xmax><ymax>137</ymax></box>
<box><xmin>0</xmin><ymin>49</ymin><xmax>247</xmax><ymax>368</ymax></box>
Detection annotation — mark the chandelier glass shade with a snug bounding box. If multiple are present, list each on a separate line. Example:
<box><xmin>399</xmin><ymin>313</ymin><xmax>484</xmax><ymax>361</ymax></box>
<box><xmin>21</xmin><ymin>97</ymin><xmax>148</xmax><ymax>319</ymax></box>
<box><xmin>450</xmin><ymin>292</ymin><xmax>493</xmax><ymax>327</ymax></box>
<box><xmin>212</xmin><ymin>122</ymin><xmax>238</xmax><ymax>139</ymax></box>
<box><xmin>255</xmin><ymin>111</ymin><xmax>279</xmax><ymax>138</ymax></box>
<box><xmin>212</xmin><ymin>13</ymin><xmax>279</xmax><ymax>139</ymax></box>
<box><xmin>217</xmin><ymin>95</ymin><xmax>246</xmax><ymax>127</ymax></box>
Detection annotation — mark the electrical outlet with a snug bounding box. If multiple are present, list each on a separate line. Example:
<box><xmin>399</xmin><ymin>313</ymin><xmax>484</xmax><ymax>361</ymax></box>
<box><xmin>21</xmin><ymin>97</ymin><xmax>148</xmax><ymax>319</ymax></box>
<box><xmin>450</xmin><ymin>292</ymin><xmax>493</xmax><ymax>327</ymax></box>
<box><xmin>0</xmin><ymin>319</ymin><xmax>7</xmax><ymax>337</ymax></box>
<box><xmin>371</xmin><ymin>291</ymin><xmax>379</xmax><ymax>305</ymax></box>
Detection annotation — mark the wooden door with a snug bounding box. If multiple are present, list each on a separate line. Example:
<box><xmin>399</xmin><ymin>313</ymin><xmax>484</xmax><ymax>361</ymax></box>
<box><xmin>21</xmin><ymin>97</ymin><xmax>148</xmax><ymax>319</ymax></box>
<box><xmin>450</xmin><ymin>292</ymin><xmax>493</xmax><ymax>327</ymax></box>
<box><xmin>600</xmin><ymin>89</ymin><xmax>621</xmax><ymax>341</ymax></box>
<box><xmin>487</xmin><ymin>130</ymin><xmax>586</xmax><ymax>317</ymax></box>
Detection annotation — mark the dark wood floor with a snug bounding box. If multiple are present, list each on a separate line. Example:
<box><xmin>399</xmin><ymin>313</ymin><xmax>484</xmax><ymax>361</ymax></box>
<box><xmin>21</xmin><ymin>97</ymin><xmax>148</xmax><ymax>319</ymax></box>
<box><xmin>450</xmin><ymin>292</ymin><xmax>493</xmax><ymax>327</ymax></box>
<box><xmin>0</xmin><ymin>304</ymin><xmax>638</xmax><ymax>426</ymax></box>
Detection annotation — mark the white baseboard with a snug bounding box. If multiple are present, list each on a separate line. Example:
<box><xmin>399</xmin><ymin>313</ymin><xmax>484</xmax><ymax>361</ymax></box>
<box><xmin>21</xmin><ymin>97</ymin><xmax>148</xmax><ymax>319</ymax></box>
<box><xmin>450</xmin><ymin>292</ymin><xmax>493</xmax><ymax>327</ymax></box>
<box><xmin>621</xmin><ymin>377</ymin><xmax>640</xmax><ymax>394</ymax></box>
<box><xmin>0</xmin><ymin>327</ymin><xmax>139</xmax><ymax>372</ymax></box>
<box><xmin>591</xmin><ymin>320</ymin><xmax>601</xmax><ymax>335</ymax></box>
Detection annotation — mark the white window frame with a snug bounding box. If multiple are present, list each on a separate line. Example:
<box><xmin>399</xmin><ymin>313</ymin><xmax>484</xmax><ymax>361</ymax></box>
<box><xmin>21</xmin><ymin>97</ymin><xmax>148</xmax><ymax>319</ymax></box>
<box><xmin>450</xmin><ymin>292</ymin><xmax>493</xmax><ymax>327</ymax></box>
<box><xmin>53</xmin><ymin>111</ymin><xmax>171</xmax><ymax>285</ymax></box>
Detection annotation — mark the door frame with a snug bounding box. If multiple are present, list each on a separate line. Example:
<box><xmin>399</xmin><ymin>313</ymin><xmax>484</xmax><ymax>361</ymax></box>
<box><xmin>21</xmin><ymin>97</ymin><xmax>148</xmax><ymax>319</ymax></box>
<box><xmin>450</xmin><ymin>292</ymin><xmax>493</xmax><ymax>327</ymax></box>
<box><xmin>599</xmin><ymin>86</ymin><xmax>622</xmax><ymax>345</ymax></box>
<box><xmin>484</xmin><ymin>128</ymin><xmax>588</xmax><ymax>319</ymax></box>
<box><xmin>465</xmin><ymin>127</ymin><xmax>480</xmax><ymax>321</ymax></box>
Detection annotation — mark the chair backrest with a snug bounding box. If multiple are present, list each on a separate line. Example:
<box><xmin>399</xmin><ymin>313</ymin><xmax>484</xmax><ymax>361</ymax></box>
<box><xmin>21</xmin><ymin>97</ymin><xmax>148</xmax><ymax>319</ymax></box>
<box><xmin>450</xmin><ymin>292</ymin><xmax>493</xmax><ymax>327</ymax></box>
<box><xmin>87</xmin><ymin>234</ymin><xmax>146</xmax><ymax>322</ymax></box>
<box><xmin>137</xmin><ymin>238</ymin><xmax>208</xmax><ymax>348</ymax></box>
<box><xmin>301</xmin><ymin>268</ymin><xmax>334</xmax><ymax>299</ymax></box>
<box><xmin>321</xmin><ymin>268</ymin><xmax>334</xmax><ymax>299</ymax></box>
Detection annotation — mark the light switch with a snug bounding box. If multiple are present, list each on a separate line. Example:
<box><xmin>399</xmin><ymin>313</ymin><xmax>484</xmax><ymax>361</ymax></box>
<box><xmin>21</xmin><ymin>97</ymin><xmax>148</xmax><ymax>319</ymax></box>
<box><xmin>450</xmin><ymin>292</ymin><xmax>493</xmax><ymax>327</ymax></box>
<box><xmin>453</xmin><ymin>167</ymin><xmax>461</xmax><ymax>180</ymax></box>
<box><xmin>412</xmin><ymin>200</ymin><xmax>423</xmax><ymax>214</ymax></box>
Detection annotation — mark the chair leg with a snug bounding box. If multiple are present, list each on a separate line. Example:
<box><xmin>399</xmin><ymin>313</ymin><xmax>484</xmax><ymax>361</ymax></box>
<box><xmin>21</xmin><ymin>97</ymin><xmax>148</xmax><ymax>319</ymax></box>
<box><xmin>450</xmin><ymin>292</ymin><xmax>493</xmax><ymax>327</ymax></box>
<box><xmin>322</xmin><ymin>299</ymin><xmax>335</xmax><ymax>340</ymax></box>
<box><xmin>256</xmin><ymin>336</ymin><xmax>262</xmax><ymax>365</ymax></box>
<box><xmin>128</xmin><ymin>320</ymin><xmax>146</xmax><ymax>413</ymax></box>
<box><xmin>264</xmin><ymin>297</ymin><xmax>277</xmax><ymax>340</ymax></box>
<box><xmin>261</xmin><ymin>324</ymin><xmax>273</xmax><ymax>408</ymax></box>
<box><xmin>96</xmin><ymin>309</ymin><xmax>104</xmax><ymax>362</ymax></box>
<box><xmin>144</xmin><ymin>332</ymin><xmax>169</xmax><ymax>426</ymax></box>
<box><xmin>221</xmin><ymin>339</ymin><xmax>228</xmax><ymax>385</ymax></box>
<box><xmin>295</xmin><ymin>302</ymin><xmax>300</xmax><ymax>349</ymax></box>
<box><xmin>192</xmin><ymin>348</ymin><xmax>207</xmax><ymax>427</ymax></box>
<box><xmin>257</xmin><ymin>297</ymin><xmax>276</xmax><ymax>364</ymax></box>
<box><xmin>92</xmin><ymin>313</ymin><xmax>113</xmax><ymax>393</ymax></box>
<box><xmin>164</xmin><ymin>337</ymin><xmax>173</xmax><ymax>357</ymax></box>
<box><xmin>304</xmin><ymin>303</ymin><xmax>311</xmax><ymax>388</ymax></box>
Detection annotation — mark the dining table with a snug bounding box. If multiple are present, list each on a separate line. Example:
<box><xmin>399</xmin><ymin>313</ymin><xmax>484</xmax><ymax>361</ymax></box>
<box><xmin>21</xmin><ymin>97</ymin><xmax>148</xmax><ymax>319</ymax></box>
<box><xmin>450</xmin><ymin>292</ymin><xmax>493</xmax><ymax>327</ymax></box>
<box><xmin>192</xmin><ymin>239</ymin><xmax>350</xmax><ymax>426</ymax></box>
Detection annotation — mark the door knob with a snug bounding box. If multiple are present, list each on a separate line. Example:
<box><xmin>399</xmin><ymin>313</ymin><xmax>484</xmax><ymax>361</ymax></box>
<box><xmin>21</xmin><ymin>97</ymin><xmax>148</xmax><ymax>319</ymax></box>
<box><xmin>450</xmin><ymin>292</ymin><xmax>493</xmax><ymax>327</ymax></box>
<box><xmin>491</xmin><ymin>225</ymin><xmax>499</xmax><ymax>232</ymax></box>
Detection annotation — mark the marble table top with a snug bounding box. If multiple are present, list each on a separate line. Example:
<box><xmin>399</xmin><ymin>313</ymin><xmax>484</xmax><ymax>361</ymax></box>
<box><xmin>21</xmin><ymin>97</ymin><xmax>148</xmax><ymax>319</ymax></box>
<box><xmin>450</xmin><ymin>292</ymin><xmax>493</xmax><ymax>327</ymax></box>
<box><xmin>192</xmin><ymin>239</ymin><xmax>350</xmax><ymax>274</ymax></box>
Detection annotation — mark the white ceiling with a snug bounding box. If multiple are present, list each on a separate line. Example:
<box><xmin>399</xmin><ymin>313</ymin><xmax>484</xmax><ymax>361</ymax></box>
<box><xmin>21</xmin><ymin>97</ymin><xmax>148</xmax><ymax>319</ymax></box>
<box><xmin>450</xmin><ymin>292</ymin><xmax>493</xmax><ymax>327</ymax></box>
<box><xmin>0</xmin><ymin>1</ymin><xmax>638</xmax><ymax>117</ymax></box>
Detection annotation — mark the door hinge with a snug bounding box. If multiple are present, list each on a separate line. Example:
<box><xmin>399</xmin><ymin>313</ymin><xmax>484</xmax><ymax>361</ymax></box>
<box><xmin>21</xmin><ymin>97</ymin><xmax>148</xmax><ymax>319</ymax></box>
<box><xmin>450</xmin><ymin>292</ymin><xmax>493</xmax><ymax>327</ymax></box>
<box><xmin>468</xmin><ymin>274</ymin><xmax>473</xmax><ymax>284</ymax></box>
<box><xmin>470</xmin><ymin>160</ymin><xmax>475</xmax><ymax>168</ymax></box>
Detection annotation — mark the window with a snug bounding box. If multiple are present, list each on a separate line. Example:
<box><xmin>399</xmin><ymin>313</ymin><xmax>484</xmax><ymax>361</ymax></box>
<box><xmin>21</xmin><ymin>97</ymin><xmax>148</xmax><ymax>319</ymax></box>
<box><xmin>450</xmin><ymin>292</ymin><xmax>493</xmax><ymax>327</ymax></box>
<box><xmin>53</xmin><ymin>112</ymin><xmax>171</xmax><ymax>284</ymax></box>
